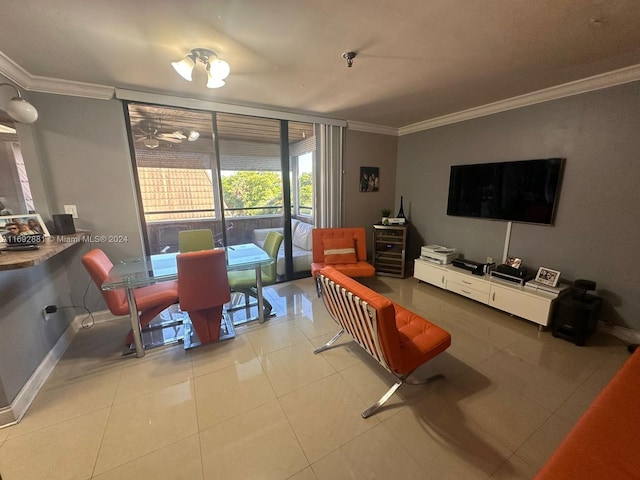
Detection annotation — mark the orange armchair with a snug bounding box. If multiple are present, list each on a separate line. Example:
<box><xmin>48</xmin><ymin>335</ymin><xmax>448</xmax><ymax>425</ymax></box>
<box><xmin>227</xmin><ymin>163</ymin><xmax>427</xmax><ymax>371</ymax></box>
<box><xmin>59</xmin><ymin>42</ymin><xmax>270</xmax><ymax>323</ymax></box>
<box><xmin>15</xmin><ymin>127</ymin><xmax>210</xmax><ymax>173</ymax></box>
<box><xmin>311</xmin><ymin>227</ymin><xmax>375</xmax><ymax>278</ymax></box>
<box><xmin>176</xmin><ymin>249</ymin><xmax>231</xmax><ymax>344</ymax></box>
<box><xmin>81</xmin><ymin>249</ymin><xmax>179</xmax><ymax>349</ymax></box>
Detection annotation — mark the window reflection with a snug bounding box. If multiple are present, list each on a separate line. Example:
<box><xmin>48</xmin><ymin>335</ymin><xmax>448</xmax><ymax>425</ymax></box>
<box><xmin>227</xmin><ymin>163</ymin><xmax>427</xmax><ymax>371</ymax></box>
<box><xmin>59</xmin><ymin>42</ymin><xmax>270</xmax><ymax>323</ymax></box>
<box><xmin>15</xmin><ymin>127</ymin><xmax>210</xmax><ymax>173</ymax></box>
<box><xmin>0</xmin><ymin>114</ymin><xmax>33</xmax><ymax>215</ymax></box>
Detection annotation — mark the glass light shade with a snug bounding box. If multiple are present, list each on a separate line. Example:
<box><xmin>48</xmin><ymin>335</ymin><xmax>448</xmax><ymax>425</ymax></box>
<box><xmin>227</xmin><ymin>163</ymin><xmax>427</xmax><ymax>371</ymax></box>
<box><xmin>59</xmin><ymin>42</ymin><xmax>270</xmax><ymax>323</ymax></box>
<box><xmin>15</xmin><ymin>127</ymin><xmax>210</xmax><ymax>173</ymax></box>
<box><xmin>6</xmin><ymin>97</ymin><xmax>38</xmax><ymax>123</ymax></box>
<box><xmin>171</xmin><ymin>55</ymin><xmax>196</xmax><ymax>81</ymax></box>
<box><xmin>206</xmin><ymin>76</ymin><xmax>226</xmax><ymax>89</ymax></box>
<box><xmin>208</xmin><ymin>59</ymin><xmax>230</xmax><ymax>80</ymax></box>
<box><xmin>187</xmin><ymin>130</ymin><xmax>200</xmax><ymax>141</ymax></box>
<box><xmin>143</xmin><ymin>137</ymin><xmax>160</xmax><ymax>149</ymax></box>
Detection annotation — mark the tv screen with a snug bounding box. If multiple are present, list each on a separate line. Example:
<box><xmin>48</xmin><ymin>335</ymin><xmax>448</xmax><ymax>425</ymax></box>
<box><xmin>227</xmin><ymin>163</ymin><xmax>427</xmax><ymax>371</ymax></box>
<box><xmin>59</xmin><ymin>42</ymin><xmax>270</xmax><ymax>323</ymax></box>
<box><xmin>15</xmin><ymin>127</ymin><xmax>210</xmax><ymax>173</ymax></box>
<box><xmin>446</xmin><ymin>158</ymin><xmax>564</xmax><ymax>225</ymax></box>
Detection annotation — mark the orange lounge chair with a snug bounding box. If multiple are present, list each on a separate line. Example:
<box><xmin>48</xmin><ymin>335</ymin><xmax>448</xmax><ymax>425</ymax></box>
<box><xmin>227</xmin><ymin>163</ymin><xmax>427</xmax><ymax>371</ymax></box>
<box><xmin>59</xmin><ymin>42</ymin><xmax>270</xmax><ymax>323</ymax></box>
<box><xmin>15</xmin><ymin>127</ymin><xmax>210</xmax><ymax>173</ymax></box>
<box><xmin>315</xmin><ymin>266</ymin><xmax>451</xmax><ymax>418</ymax></box>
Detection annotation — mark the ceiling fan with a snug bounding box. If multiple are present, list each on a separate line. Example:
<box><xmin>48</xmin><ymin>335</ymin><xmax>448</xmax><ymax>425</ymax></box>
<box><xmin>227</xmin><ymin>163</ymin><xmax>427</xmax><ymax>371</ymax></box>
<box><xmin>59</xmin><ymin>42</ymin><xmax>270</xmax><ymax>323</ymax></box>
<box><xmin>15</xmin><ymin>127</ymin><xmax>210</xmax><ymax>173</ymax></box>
<box><xmin>135</xmin><ymin>119</ymin><xmax>187</xmax><ymax>149</ymax></box>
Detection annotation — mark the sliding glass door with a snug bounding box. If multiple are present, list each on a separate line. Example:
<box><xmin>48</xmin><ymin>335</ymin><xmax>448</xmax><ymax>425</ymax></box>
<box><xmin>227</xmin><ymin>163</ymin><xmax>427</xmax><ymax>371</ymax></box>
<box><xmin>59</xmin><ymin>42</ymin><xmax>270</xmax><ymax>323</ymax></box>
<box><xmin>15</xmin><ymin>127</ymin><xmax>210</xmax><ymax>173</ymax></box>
<box><xmin>125</xmin><ymin>102</ymin><xmax>318</xmax><ymax>281</ymax></box>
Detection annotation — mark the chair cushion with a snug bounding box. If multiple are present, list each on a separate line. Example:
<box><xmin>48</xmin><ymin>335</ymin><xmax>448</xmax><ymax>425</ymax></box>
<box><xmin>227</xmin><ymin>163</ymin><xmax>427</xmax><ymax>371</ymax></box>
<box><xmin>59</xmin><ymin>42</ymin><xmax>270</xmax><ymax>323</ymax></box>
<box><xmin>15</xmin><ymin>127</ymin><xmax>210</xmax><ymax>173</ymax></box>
<box><xmin>323</xmin><ymin>237</ymin><xmax>357</xmax><ymax>264</ymax></box>
<box><xmin>292</xmin><ymin>221</ymin><xmax>313</xmax><ymax>250</ymax></box>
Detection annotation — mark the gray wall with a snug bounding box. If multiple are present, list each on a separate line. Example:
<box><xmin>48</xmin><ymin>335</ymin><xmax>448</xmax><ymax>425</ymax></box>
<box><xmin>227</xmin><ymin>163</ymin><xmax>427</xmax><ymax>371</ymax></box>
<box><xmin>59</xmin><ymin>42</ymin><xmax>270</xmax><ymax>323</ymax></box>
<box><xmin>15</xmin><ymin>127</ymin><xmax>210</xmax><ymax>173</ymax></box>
<box><xmin>0</xmin><ymin>93</ymin><xmax>143</xmax><ymax>409</ymax></box>
<box><xmin>397</xmin><ymin>81</ymin><xmax>640</xmax><ymax>329</ymax></box>
<box><xmin>343</xmin><ymin>129</ymin><xmax>398</xmax><ymax>230</ymax></box>
<box><xmin>0</xmin><ymin>251</ymin><xmax>81</xmax><ymax>406</ymax></box>
<box><xmin>28</xmin><ymin>93</ymin><xmax>146</xmax><ymax>311</ymax></box>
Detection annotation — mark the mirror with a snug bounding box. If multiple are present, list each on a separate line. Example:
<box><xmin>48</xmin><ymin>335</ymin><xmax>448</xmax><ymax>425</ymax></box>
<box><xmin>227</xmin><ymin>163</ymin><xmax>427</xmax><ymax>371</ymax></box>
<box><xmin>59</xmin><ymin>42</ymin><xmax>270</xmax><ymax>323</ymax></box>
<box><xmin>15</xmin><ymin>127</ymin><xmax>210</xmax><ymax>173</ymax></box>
<box><xmin>0</xmin><ymin>112</ymin><xmax>33</xmax><ymax>216</ymax></box>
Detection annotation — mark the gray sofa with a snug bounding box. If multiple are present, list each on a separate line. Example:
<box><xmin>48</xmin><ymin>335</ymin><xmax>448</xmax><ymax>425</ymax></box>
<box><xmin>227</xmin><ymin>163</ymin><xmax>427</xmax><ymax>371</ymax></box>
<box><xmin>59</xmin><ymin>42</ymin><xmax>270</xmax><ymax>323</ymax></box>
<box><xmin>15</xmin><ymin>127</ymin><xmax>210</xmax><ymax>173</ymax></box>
<box><xmin>252</xmin><ymin>219</ymin><xmax>313</xmax><ymax>277</ymax></box>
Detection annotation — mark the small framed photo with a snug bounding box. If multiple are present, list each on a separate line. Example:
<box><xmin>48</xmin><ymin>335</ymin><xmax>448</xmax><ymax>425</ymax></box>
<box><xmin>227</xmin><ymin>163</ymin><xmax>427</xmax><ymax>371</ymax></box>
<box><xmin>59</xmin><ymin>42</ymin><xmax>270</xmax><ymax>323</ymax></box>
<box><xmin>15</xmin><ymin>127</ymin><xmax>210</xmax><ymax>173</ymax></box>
<box><xmin>535</xmin><ymin>266</ymin><xmax>561</xmax><ymax>287</ymax></box>
<box><xmin>0</xmin><ymin>213</ymin><xmax>50</xmax><ymax>240</ymax></box>
<box><xmin>506</xmin><ymin>256</ymin><xmax>522</xmax><ymax>268</ymax></box>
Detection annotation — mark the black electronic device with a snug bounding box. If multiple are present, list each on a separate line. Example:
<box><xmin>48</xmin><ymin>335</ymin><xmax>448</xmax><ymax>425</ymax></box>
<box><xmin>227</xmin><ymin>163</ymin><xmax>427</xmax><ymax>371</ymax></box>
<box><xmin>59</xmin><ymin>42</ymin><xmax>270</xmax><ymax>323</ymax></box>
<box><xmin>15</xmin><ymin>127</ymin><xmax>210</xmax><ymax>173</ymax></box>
<box><xmin>552</xmin><ymin>279</ymin><xmax>602</xmax><ymax>346</ymax></box>
<box><xmin>452</xmin><ymin>258</ymin><xmax>486</xmax><ymax>275</ymax></box>
<box><xmin>446</xmin><ymin>158</ymin><xmax>564</xmax><ymax>225</ymax></box>
<box><xmin>496</xmin><ymin>264</ymin><xmax>529</xmax><ymax>278</ymax></box>
<box><xmin>53</xmin><ymin>214</ymin><xmax>76</xmax><ymax>235</ymax></box>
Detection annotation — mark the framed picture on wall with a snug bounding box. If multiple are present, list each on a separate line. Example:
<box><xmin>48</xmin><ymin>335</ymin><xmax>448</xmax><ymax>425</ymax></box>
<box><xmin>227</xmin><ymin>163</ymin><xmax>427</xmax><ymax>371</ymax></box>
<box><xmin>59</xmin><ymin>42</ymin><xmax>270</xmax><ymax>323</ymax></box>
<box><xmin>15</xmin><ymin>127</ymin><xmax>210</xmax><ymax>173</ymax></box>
<box><xmin>535</xmin><ymin>266</ymin><xmax>561</xmax><ymax>287</ymax></box>
<box><xmin>0</xmin><ymin>213</ymin><xmax>50</xmax><ymax>240</ymax></box>
<box><xmin>359</xmin><ymin>167</ymin><xmax>379</xmax><ymax>192</ymax></box>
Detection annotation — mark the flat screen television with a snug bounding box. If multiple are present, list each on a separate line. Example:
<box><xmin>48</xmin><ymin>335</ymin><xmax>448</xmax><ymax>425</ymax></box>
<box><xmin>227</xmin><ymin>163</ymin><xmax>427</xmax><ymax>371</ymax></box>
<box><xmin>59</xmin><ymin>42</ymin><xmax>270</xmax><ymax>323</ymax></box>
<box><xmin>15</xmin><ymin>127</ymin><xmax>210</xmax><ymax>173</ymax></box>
<box><xmin>446</xmin><ymin>158</ymin><xmax>564</xmax><ymax>225</ymax></box>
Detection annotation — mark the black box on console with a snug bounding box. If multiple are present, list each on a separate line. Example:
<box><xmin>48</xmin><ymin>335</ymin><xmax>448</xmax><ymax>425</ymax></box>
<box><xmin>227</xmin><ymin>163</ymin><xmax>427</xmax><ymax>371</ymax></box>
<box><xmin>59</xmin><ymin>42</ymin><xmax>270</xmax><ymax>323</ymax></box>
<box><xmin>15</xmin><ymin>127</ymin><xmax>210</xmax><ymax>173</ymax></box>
<box><xmin>452</xmin><ymin>258</ymin><xmax>488</xmax><ymax>275</ymax></box>
<box><xmin>52</xmin><ymin>214</ymin><xmax>76</xmax><ymax>235</ymax></box>
<box><xmin>496</xmin><ymin>264</ymin><xmax>528</xmax><ymax>278</ymax></box>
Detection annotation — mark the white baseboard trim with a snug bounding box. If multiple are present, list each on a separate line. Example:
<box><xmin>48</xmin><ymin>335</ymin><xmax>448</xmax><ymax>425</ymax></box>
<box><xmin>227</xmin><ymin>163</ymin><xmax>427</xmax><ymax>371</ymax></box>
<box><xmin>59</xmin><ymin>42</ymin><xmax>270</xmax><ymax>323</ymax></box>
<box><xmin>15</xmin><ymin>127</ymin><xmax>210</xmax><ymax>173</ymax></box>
<box><xmin>597</xmin><ymin>324</ymin><xmax>640</xmax><ymax>345</ymax></box>
<box><xmin>0</xmin><ymin>310</ymin><xmax>117</xmax><ymax>428</ymax></box>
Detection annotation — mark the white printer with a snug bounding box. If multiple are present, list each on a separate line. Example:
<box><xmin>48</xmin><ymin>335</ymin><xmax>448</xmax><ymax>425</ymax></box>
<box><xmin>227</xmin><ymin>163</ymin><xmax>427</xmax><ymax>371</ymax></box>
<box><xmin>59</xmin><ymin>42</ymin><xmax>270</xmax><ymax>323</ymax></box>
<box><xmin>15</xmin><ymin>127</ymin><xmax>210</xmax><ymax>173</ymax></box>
<box><xmin>420</xmin><ymin>245</ymin><xmax>459</xmax><ymax>264</ymax></box>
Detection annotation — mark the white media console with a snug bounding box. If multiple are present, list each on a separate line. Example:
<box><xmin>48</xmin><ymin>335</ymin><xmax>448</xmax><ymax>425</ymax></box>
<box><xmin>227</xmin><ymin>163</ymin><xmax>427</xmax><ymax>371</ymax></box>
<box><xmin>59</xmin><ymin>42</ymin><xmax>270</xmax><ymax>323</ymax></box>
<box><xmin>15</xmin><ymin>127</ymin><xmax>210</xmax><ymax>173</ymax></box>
<box><xmin>414</xmin><ymin>258</ymin><xmax>569</xmax><ymax>328</ymax></box>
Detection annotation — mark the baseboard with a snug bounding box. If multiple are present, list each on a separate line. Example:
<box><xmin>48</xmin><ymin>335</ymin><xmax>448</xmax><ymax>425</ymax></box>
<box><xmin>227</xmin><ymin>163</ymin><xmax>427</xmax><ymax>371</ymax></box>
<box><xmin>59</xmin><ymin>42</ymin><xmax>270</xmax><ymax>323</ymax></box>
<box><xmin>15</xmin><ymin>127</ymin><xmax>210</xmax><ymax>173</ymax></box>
<box><xmin>0</xmin><ymin>310</ymin><xmax>116</xmax><ymax>428</ymax></box>
<box><xmin>85</xmin><ymin>309</ymin><xmax>122</xmax><ymax>324</ymax></box>
<box><xmin>597</xmin><ymin>324</ymin><xmax>640</xmax><ymax>345</ymax></box>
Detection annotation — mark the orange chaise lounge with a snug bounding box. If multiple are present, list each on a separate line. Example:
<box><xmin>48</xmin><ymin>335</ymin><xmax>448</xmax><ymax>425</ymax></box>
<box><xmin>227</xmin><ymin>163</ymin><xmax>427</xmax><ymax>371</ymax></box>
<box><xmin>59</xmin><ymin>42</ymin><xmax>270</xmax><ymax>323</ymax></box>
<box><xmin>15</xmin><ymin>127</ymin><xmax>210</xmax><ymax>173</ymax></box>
<box><xmin>315</xmin><ymin>266</ymin><xmax>451</xmax><ymax>418</ymax></box>
<box><xmin>310</xmin><ymin>227</ymin><xmax>375</xmax><ymax>278</ymax></box>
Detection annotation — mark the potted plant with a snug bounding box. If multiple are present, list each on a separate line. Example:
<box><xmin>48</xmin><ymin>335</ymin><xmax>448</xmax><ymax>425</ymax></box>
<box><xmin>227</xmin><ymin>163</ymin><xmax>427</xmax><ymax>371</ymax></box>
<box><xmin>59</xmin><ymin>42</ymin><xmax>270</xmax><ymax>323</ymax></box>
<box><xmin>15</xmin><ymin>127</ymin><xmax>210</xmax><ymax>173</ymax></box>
<box><xmin>381</xmin><ymin>208</ymin><xmax>392</xmax><ymax>225</ymax></box>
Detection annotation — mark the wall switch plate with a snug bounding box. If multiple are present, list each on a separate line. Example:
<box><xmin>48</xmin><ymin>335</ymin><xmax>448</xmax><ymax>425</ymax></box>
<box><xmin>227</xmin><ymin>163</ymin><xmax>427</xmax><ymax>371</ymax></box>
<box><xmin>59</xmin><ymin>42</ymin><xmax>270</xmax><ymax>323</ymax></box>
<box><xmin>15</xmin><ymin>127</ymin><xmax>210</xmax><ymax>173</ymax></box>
<box><xmin>64</xmin><ymin>204</ymin><xmax>78</xmax><ymax>218</ymax></box>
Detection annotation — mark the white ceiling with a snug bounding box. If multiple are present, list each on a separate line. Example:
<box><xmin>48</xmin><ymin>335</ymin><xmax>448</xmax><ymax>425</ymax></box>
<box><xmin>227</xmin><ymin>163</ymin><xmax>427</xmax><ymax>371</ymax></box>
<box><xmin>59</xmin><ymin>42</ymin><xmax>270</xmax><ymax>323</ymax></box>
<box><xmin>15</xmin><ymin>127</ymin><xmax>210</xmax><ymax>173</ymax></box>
<box><xmin>2</xmin><ymin>0</ymin><xmax>640</xmax><ymax>130</ymax></box>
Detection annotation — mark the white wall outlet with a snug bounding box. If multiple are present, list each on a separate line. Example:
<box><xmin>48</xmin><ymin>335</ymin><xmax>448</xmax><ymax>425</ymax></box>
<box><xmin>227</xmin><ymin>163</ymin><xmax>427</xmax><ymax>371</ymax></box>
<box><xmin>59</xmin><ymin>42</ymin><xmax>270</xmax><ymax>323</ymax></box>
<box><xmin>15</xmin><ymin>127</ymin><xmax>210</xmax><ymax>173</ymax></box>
<box><xmin>486</xmin><ymin>257</ymin><xmax>493</xmax><ymax>264</ymax></box>
<box><xmin>64</xmin><ymin>204</ymin><xmax>78</xmax><ymax>218</ymax></box>
<box><xmin>42</xmin><ymin>308</ymin><xmax>49</xmax><ymax>322</ymax></box>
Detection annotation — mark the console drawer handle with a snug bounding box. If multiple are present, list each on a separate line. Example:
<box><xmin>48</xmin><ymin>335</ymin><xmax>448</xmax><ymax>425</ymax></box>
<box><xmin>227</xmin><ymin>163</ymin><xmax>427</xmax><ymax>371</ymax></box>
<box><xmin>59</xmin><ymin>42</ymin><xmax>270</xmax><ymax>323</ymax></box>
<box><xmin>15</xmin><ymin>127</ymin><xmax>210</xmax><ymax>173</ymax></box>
<box><xmin>463</xmin><ymin>280</ymin><xmax>472</xmax><ymax>285</ymax></box>
<box><xmin>462</xmin><ymin>289</ymin><xmax>471</xmax><ymax>295</ymax></box>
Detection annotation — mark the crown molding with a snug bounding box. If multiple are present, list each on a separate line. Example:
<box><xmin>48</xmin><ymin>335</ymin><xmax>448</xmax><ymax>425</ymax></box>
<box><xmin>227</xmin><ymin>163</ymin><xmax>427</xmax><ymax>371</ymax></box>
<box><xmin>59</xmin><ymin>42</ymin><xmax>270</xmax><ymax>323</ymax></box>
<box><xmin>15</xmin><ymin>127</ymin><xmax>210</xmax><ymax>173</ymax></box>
<box><xmin>26</xmin><ymin>76</ymin><xmax>114</xmax><ymax>100</ymax></box>
<box><xmin>347</xmin><ymin>121</ymin><xmax>398</xmax><ymax>136</ymax></box>
<box><xmin>3</xmin><ymin>49</ymin><xmax>639</xmax><ymax>133</ymax></box>
<box><xmin>0</xmin><ymin>50</ymin><xmax>114</xmax><ymax>99</ymax></box>
<box><xmin>0</xmin><ymin>50</ymin><xmax>31</xmax><ymax>87</ymax></box>
<box><xmin>399</xmin><ymin>63</ymin><xmax>640</xmax><ymax>136</ymax></box>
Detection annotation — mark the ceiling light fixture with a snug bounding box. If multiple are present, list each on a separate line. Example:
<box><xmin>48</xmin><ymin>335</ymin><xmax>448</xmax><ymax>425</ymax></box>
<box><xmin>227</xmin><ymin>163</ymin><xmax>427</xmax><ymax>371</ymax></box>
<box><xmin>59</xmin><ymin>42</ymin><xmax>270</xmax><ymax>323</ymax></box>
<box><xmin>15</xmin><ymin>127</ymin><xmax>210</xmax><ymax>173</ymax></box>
<box><xmin>171</xmin><ymin>48</ymin><xmax>230</xmax><ymax>89</ymax></box>
<box><xmin>0</xmin><ymin>83</ymin><xmax>38</xmax><ymax>123</ymax></box>
<box><xmin>187</xmin><ymin>130</ymin><xmax>200</xmax><ymax>141</ymax></box>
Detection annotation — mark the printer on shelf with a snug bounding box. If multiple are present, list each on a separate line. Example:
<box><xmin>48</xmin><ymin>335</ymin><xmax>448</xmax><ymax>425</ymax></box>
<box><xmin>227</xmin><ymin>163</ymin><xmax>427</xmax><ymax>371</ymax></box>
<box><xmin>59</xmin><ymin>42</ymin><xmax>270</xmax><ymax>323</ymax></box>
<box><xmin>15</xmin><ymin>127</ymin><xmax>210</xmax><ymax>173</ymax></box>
<box><xmin>420</xmin><ymin>245</ymin><xmax>459</xmax><ymax>265</ymax></box>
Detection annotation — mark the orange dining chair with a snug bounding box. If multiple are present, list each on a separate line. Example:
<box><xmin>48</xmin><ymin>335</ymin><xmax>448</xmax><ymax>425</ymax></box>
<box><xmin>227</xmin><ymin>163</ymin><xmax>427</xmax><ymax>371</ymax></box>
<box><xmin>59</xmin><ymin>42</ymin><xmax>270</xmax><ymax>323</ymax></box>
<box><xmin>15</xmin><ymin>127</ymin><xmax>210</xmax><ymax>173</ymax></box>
<box><xmin>81</xmin><ymin>248</ymin><xmax>179</xmax><ymax>349</ymax></box>
<box><xmin>176</xmin><ymin>248</ymin><xmax>231</xmax><ymax>344</ymax></box>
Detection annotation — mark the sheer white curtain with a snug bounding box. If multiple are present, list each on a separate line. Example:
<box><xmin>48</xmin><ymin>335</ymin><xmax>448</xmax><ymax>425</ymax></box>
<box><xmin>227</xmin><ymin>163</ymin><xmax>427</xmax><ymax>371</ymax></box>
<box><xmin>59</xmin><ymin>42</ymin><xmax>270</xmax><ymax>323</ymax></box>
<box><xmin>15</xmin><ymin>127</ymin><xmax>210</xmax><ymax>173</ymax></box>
<box><xmin>315</xmin><ymin>124</ymin><xmax>344</xmax><ymax>228</ymax></box>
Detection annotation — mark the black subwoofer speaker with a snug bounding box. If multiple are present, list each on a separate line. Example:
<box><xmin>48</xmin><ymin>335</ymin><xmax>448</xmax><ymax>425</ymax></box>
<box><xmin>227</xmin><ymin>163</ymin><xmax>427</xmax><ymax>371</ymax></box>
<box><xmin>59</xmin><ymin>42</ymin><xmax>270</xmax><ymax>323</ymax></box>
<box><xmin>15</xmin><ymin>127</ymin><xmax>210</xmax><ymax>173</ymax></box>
<box><xmin>52</xmin><ymin>214</ymin><xmax>76</xmax><ymax>235</ymax></box>
<box><xmin>552</xmin><ymin>279</ymin><xmax>603</xmax><ymax>346</ymax></box>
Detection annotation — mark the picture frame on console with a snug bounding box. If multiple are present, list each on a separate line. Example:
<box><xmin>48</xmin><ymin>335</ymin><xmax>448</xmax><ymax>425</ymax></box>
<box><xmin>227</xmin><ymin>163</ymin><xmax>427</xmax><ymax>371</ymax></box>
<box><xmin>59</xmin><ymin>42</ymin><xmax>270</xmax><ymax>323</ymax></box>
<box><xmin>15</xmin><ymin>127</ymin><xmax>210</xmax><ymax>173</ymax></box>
<box><xmin>535</xmin><ymin>266</ymin><xmax>561</xmax><ymax>287</ymax></box>
<box><xmin>0</xmin><ymin>213</ymin><xmax>50</xmax><ymax>240</ymax></box>
<box><xmin>507</xmin><ymin>256</ymin><xmax>522</xmax><ymax>268</ymax></box>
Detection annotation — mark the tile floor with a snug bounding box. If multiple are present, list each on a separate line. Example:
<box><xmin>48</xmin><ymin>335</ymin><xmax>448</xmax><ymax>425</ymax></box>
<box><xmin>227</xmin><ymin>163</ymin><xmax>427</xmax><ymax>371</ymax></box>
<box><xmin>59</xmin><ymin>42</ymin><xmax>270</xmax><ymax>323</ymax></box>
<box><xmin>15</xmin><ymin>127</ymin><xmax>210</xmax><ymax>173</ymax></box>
<box><xmin>0</xmin><ymin>275</ymin><xmax>631</xmax><ymax>480</ymax></box>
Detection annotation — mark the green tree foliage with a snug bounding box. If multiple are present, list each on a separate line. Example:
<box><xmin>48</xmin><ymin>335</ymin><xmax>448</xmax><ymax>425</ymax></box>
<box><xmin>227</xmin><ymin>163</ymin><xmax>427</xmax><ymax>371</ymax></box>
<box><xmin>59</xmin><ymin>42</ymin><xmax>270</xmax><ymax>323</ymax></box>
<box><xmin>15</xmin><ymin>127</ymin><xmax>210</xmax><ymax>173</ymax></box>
<box><xmin>221</xmin><ymin>171</ymin><xmax>283</xmax><ymax>216</ymax></box>
<box><xmin>299</xmin><ymin>172</ymin><xmax>313</xmax><ymax>212</ymax></box>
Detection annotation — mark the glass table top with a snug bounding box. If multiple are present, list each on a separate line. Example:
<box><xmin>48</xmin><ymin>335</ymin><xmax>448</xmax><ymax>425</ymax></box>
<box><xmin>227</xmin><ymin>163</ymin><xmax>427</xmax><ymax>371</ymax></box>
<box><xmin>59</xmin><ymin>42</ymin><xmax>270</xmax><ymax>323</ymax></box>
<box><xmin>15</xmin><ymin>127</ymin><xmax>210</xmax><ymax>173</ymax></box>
<box><xmin>102</xmin><ymin>243</ymin><xmax>272</xmax><ymax>290</ymax></box>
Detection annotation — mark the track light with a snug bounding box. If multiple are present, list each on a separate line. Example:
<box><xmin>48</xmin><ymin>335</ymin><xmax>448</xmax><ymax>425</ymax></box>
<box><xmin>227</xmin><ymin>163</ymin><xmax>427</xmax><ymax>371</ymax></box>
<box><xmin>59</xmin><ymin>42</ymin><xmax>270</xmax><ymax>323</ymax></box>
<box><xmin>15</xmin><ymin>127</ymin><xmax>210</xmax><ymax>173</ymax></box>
<box><xmin>172</xmin><ymin>48</ymin><xmax>230</xmax><ymax>89</ymax></box>
<box><xmin>0</xmin><ymin>83</ymin><xmax>38</xmax><ymax>123</ymax></box>
<box><xmin>187</xmin><ymin>130</ymin><xmax>200</xmax><ymax>141</ymax></box>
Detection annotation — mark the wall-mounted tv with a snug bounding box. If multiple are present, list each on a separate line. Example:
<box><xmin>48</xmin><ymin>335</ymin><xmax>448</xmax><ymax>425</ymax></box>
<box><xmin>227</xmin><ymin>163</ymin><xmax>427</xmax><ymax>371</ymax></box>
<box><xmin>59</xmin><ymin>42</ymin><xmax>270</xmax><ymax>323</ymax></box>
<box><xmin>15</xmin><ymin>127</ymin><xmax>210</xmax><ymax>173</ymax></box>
<box><xmin>446</xmin><ymin>158</ymin><xmax>565</xmax><ymax>225</ymax></box>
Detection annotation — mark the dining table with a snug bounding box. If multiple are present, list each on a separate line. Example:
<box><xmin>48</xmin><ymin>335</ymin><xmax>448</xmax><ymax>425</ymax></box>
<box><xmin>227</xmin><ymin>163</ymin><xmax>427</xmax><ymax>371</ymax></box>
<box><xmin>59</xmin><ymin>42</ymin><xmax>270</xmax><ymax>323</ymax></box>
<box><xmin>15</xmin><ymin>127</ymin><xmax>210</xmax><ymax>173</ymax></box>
<box><xmin>102</xmin><ymin>243</ymin><xmax>273</xmax><ymax>357</ymax></box>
